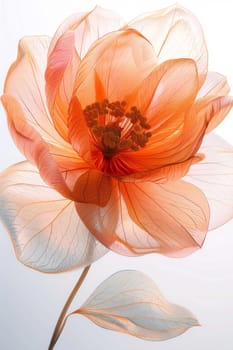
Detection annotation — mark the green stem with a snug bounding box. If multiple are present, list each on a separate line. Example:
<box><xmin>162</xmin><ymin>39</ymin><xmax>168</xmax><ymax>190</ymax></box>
<box><xmin>48</xmin><ymin>265</ymin><xmax>91</xmax><ymax>350</ymax></box>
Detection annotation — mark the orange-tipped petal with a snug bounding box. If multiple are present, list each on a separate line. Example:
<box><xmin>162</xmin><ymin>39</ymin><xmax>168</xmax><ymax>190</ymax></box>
<box><xmin>74</xmin><ymin>270</ymin><xmax>199</xmax><ymax>340</ymax></box>
<box><xmin>3</xmin><ymin>36</ymin><xmax>64</xmax><ymax>145</ymax></box>
<box><xmin>74</xmin><ymin>29</ymin><xmax>156</xmax><ymax>107</ymax></box>
<box><xmin>1</xmin><ymin>94</ymin><xmax>73</xmax><ymax>200</ymax></box>
<box><xmin>45</xmin><ymin>31</ymin><xmax>81</xmax><ymax>140</ymax></box>
<box><xmin>0</xmin><ymin>162</ymin><xmax>108</xmax><ymax>272</ymax></box>
<box><xmin>129</xmin><ymin>4</ymin><xmax>208</xmax><ymax>86</ymax></box>
<box><xmin>185</xmin><ymin>133</ymin><xmax>233</xmax><ymax>230</ymax></box>
<box><xmin>196</xmin><ymin>96</ymin><xmax>233</xmax><ymax>133</ymax></box>
<box><xmin>49</xmin><ymin>6</ymin><xmax>125</xmax><ymax>59</ymax></box>
<box><xmin>74</xmin><ymin>169</ymin><xmax>112</xmax><ymax>207</ymax></box>
<box><xmin>76</xmin><ymin>178</ymin><xmax>209</xmax><ymax>257</ymax></box>
<box><xmin>197</xmin><ymin>72</ymin><xmax>230</xmax><ymax>99</ymax></box>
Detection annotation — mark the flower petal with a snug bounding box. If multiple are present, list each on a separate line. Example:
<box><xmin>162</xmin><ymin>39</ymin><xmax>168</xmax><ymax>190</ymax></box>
<box><xmin>127</xmin><ymin>58</ymin><xmax>198</xmax><ymax>116</ymax></box>
<box><xmin>68</xmin><ymin>96</ymin><xmax>92</xmax><ymax>162</ymax></box>
<box><xmin>74</xmin><ymin>29</ymin><xmax>156</xmax><ymax>107</ymax></box>
<box><xmin>120</xmin><ymin>154</ymin><xmax>204</xmax><ymax>182</ymax></box>
<box><xmin>119</xmin><ymin>181</ymin><xmax>209</xmax><ymax>257</ymax></box>
<box><xmin>74</xmin><ymin>169</ymin><xmax>112</xmax><ymax>207</ymax></box>
<box><xmin>2</xmin><ymin>93</ymin><xmax>92</xmax><ymax>201</ymax></box>
<box><xmin>196</xmin><ymin>72</ymin><xmax>230</xmax><ymax>99</ymax></box>
<box><xmin>1</xmin><ymin>94</ymin><xmax>74</xmax><ymax>199</ymax></box>
<box><xmin>185</xmin><ymin>133</ymin><xmax>233</xmax><ymax>230</ymax></box>
<box><xmin>196</xmin><ymin>96</ymin><xmax>233</xmax><ymax>133</ymax></box>
<box><xmin>118</xmin><ymin>104</ymin><xmax>206</xmax><ymax>175</ymax></box>
<box><xmin>45</xmin><ymin>31</ymin><xmax>81</xmax><ymax>140</ymax></box>
<box><xmin>129</xmin><ymin>4</ymin><xmax>208</xmax><ymax>86</ymax></box>
<box><xmin>116</xmin><ymin>59</ymin><xmax>203</xmax><ymax>175</ymax></box>
<box><xmin>74</xmin><ymin>270</ymin><xmax>199</xmax><ymax>340</ymax></box>
<box><xmin>0</xmin><ymin>162</ymin><xmax>108</xmax><ymax>273</ymax></box>
<box><xmin>3</xmin><ymin>36</ymin><xmax>66</xmax><ymax>146</ymax></box>
<box><xmin>49</xmin><ymin>6</ymin><xmax>125</xmax><ymax>59</ymax></box>
<box><xmin>76</xmin><ymin>179</ymin><xmax>209</xmax><ymax>257</ymax></box>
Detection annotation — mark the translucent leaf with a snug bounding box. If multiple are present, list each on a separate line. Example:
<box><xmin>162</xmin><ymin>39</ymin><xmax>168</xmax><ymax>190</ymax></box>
<box><xmin>74</xmin><ymin>270</ymin><xmax>199</xmax><ymax>340</ymax></box>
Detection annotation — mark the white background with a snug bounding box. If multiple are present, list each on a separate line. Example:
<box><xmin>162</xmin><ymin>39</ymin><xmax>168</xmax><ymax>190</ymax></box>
<box><xmin>1</xmin><ymin>1</ymin><xmax>233</xmax><ymax>349</ymax></box>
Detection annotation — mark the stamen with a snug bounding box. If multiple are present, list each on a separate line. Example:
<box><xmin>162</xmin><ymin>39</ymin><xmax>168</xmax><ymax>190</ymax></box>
<box><xmin>83</xmin><ymin>99</ymin><xmax>152</xmax><ymax>158</ymax></box>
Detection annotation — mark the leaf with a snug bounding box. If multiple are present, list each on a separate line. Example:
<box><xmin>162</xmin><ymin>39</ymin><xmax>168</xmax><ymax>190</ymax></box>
<box><xmin>73</xmin><ymin>270</ymin><xmax>199</xmax><ymax>340</ymax></box>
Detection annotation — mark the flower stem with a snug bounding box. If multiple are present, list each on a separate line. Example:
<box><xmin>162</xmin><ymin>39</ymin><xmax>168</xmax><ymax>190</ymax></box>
<box><xmin>48</xmin><ymin>265</ymin><xmax>91</xmax><ymax>350</ymax></box>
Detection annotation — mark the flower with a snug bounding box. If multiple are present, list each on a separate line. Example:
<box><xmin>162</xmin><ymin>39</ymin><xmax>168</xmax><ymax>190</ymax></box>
<box><xmin>1</xmin><ymin>5</ymin><xmax>233</xmax><ymax>273</ymax></box>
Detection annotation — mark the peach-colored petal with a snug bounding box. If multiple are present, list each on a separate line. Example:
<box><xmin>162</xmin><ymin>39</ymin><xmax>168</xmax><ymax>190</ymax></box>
<box><xmin>76</xmin><ymin>180</ymin><xmax>123</xmax><ymax>253</ymax></box>
<box><xmin>75</xmin><ymin>270</ymin><xmax>199</xmax><ymax>340</ymax></box>
<box><xmin>74</xmin><ymin>29</ymin><xmax>156</xmax><ymax>108</ymax></box>
<box><xmin>185</xmin><ymin>133</ymin><xmax>233</xmax><ymax>230</ymax></box>
<box><xmin>1</xmin><ymin>94</ymin><xmax>82</xmax><ymax>200</ymax></box>
<box><xmin>120</xmin><ymin>153</ymin><xmax>204</xmax><ymax>183</ymax></box>
<box><xmin>3</xmin><ymin>36</ymin><xmax>63</xmax><ymax>145</ymax></box>
<box><xmin>118</xmin><ymin>104</ymin><xmax>207</xmax><ymax>175</ymax></box>
<box><xmin>196</xmin><ymin>96</ymin><xmax>233</xmax><ymax>133</ymax></box>
<box><xmin>196</xmin><ymin>72</ymin><xmax>230</xmax><ymax>99</ymax></box>
<box><xmin>49</xmin><ymin>6</ymin><xmax>125</xmax><ymax>59</ymax></box>
<box><xmin>76</xmin><ymin>179</ymin><xmax>209</xmax><ymax>257</ymax></box>
<box><xmin>45</xmin><ymin>31</ymin><xmax>81</xmax><ymax>140</ymax></box>
<box><xmin>129</xmin><ymin>4</ymin><xmax>208</xmax><ymax>86</ymax></box>
<box><xmin>0</xmin><ymin>162</ymin><xmax>108</xmax><ymax>273</ymax></box>
<box><xmin>113</xmin><ymin>59</ymin><xmax>201</xmax><ymax>175</ymax></box>
<box><xmin>119</xmin><ymin>181</ymin><xmax>209</xmax><ymax>257</ymax></box>
<box><xmin>74</xmin><ymin>169</ymin><xmax>112</xmax><ymax>206</ymax></box>
<box><xmin>68</xmin><ymin>96</ymin><xmax>92</xmax><ymax>162</ymax></box>
<box><xmin>128</xmin><ymin>58</ymin><xmax>198</xmax><ymax>124</ymax></box>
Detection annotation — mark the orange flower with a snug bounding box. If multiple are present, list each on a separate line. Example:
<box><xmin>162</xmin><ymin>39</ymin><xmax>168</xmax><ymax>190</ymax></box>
<box><xmin>1</xmin><ymin>5</ymin><xmax>233</xmax><ymax>272</ymax></box>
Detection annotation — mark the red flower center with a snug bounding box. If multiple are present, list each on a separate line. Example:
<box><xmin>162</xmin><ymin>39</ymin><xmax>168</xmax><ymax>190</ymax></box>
<box><xmin>83</xmin><ymin>99</ymin><xmax>152</xmax><ymax>160</ymax></box>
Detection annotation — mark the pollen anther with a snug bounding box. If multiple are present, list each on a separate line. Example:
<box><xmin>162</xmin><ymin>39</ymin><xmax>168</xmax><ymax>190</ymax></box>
<box><xmin>83</xmin><ymin>100</ymin><xmax>152</xmax><ymax>158</ymax></box>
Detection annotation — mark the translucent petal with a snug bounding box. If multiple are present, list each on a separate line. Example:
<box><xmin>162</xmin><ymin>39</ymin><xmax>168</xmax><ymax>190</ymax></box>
<box><xmin>129</xmin><ymin>4</ymin><xmax>208</xmax><ymax>86</ymax></box>
<box><xmin>196</xmin><ymin>96</ymin><xmax>233</xmax><ymax>133</ymax></box>
<box><xmin>74</xmin><ymin>169</ymin><xmax>112</xmax><ymax>206</ymax></box>
<box><xmin>120</xmin><ymin>154</ymin><xmax>204</xmax><ymax>182</ymax></box>
<box><xmin>74</xmin><ymin>29</ymin><xmax>156</xmax><ymax>107</ymax></box>
<box><xmin>45</xmin><ymin>31</ymin><xmax>81</xmax><ymax>140</ymax></box>
<box><xmin>74</xmin><ymin>270</ymin><xmax>199</xmax><ymax>340</ymax></box>
<box><xmin>68</xmin><ymin>96</ymin><xmax>92</xmax><ymax>162</ymax></box>
<box><xmin>118</xmin><ymin>104</ymin><xmax>206</xmax><ymax>174</ymax></box>
<box><xmin>185</xmin><ymin>133</ymin><xmax>233</xmax><ymax>230</ymax></box>
<box><xmin>3</xmin><ymin>36</ymin><xmax>67</xmax><ymax>147</ymax></box>
<box><xmin>49</xmin><ymin>6</ymin><xmax>125</xmax><ymax>59</ymax></box>
<box><xmin>196</xmin><ymin>72</ymin><xmax>230</xmax><ymax>99</ymax></box>
<box><xmin>127</xmin><ymin>58</ymin><xmax>198</xmax><ymax>116</ymax></box>
<box><xmin>117</xmin><ymin>58</ymin><xmax>201</xmax><ymax>173</ymax></box>
<box><xmin>1</xmin><ymin>94</ymin><xmax>75</xmax><ymax>200</ymax></box>
<box><xmin>120</xmin><ymin>181</ymin><xmax>209</xmax><ymax>257</ymax></box>
<box><xmin>0</xmin><ymin>162</ymin><xmax>108</xmax><ymax>273</ymax></box>
<box><xmin>76</xmin><ymin>179</ymin><xmax>209</xmax><ymax>257</ymax></box>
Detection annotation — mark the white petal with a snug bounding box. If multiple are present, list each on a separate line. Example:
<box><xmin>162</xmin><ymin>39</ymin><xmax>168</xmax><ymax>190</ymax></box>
<box><xmin>74</xmin><ymin>270</ymin><xmax>199</xmax><ymax>340</ymax></box>
<box><xmin>0</xmin><ymin>162</ymin><xmax>107</xmax><ymax>273</ymax></box>
<box><xmin>185</xmin><ymin>133</ymin><xmax>233</xmax><ymax>229</ymax></box>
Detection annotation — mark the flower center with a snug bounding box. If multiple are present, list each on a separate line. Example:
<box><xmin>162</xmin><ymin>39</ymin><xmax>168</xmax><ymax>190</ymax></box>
<box><xmin>83</xmin><ymin>99</ymin><xmax>152</xmax><ymax>159</ymax></box>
